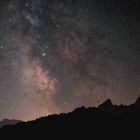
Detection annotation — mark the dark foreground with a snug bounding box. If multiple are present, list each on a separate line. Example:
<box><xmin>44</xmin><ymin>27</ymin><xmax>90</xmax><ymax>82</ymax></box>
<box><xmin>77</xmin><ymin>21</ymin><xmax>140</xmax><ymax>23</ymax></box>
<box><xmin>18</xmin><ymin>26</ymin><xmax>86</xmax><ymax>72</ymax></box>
<box><xmin>0</xmin><ymin>97</ymin><xmax>140</xmax><ymax>139</ymax></box>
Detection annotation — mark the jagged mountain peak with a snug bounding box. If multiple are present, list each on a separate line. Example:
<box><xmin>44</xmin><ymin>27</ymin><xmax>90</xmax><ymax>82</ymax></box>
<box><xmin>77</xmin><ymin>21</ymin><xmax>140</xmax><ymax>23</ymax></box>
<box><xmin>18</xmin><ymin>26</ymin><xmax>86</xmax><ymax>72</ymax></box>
<box><xmin>135</xmin><ymin>95</ymin><xmax>140</xmax><ymax>104</ymax></box>
<box><xmin>98</xmin><ymin>99</ymin><xmax>113</xmax><ymax>108</ymax></box>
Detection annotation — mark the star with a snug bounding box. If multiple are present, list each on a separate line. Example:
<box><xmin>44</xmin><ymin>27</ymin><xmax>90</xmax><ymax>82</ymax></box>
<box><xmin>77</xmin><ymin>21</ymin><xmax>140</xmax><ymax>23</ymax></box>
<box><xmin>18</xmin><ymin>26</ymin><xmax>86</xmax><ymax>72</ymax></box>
<box><xmin>41</xmin><ymin>53</ymin><xmax>46</xmax><ymax>57</ymax></box>
<box><xmin>64</xmin><ymin>102</ymin><xmax>68</xmax><ymax>105</ymax></box>
<box><xmin>25</xmin><ymin>3</ymin><xmax>29</xmax><ymax>7</ymax></box>
<box><xmin>45</xmin><ymin>45</ymin><xmax>48</xmax><ymax>49</ymax></box>
<box><xmin>0</xmin><ymin>46</ymin><xmax>3</xmax><ymax>49</ymax></box>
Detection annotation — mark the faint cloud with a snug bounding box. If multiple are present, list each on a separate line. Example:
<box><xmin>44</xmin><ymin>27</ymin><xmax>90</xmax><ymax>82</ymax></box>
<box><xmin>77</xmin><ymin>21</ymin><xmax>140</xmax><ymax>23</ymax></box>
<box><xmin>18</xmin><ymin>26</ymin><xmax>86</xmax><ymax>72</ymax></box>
<box><xmin>25</xmin><ymin>15</ymin><xmax>40</xmax><ymax>26</ymax></box>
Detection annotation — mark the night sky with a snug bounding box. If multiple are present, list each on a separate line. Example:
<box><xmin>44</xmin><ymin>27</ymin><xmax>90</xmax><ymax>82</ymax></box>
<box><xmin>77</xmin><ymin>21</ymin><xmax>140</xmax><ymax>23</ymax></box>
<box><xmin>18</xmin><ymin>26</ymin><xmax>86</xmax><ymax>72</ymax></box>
<box><xmin>0</xmin><ymin>0</ymin><xmax>140</xmax><ymax>121</ymax></box>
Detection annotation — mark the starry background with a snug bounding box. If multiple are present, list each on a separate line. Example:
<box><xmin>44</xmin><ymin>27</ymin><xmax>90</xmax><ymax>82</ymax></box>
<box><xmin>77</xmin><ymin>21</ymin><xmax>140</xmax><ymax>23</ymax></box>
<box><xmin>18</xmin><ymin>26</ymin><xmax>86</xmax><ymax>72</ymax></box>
<box><xmin>0</xmin><ymin>0</ymin><xmax>140</xmax><ymax>120</ymax></box>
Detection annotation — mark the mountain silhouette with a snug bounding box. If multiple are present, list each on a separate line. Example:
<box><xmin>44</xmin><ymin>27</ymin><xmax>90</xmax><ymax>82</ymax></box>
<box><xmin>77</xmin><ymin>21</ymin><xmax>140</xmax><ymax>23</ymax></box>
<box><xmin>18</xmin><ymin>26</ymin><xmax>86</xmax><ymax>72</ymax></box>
<box><xmin>0</xmin><ymin>119</ymin><xmax>22</xmax><ymax>128</ymax></box>
<box><xmin>0</xmin><ymin>96</ymin><xmax>140</xmax><ymax>139</ymax></box>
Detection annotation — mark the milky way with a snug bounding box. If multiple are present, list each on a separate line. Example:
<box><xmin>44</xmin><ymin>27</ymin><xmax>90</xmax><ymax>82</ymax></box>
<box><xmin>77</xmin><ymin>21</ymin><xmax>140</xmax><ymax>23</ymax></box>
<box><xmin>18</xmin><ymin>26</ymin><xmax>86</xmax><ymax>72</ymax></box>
<box><xmin>0</xmin><ymin>0</ymin><xmax>140</xmax><ymax>120</ymax></box>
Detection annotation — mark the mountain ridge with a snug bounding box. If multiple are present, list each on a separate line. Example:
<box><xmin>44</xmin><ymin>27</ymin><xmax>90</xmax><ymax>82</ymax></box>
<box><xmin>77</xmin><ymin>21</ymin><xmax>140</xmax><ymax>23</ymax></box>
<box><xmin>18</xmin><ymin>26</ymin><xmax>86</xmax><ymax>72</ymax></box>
<box><xmin>0</xmin><ymin>96</ymin><xmax>140</xmax><ymax>139</ymax></box>
<box><xmin>0</xmin><ymin>119</ymin><xmax>22</xmax><ymax>128</ymax></box>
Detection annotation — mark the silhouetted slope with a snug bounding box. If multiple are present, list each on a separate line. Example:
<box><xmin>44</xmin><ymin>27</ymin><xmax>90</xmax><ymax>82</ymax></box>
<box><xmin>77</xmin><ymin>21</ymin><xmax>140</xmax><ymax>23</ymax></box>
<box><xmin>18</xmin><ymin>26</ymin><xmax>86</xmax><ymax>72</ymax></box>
<box><xmin>0</xmin><ymin>119</ymin><xmax>22</xmax><ymax>128</ymax></box>
<box><xmin>0</xmin><ymin>97</ymin><xmax>140</xmax><ymax>139</ymax></box>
